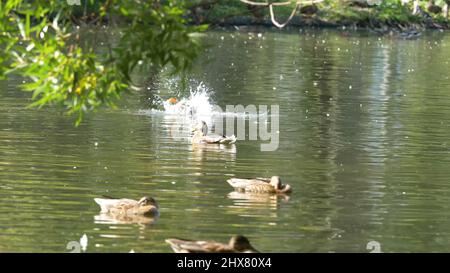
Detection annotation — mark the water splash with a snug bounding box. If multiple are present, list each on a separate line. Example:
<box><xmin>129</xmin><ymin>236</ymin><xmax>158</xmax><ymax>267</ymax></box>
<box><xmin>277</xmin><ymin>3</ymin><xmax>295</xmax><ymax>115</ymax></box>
<box><xmin>162</xmin><ymin>82</ymin><xmax>214</xmax><ymax>119</ymax></box>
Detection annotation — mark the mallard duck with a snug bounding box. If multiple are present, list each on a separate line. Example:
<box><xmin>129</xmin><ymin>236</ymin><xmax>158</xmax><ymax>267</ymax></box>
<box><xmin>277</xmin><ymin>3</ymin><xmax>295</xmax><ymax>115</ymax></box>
<box><xmin>227</xmin><ymin>176</ymin><xmax>292</xmax><ymax>194</ymax></box>
<box><xmin>192</xmin><ymin>121</ymin><xmax>237</xmax><ymax>144</ymax></box>
<box><xmin>94</xmin><ymin>196</ymin><xmax>159</xmax><ymax>216</ymax></box>
<box><xmin>165</xmin><ymin>235</ymin><xmax>259</xmax><ymax>253</ymax></box>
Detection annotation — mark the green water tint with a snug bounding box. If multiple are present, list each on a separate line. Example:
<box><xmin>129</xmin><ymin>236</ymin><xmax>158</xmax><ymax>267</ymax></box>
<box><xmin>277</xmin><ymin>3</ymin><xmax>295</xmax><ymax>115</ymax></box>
<box><xmin>1</xmin><ymin>28</ymin><xmax>450</xmax><ymax>252</ymax></box>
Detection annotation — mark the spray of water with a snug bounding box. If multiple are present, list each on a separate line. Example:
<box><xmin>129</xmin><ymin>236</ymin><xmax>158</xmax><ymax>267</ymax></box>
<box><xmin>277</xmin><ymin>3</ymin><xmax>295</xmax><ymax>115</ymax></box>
<box><xmin>137</xmin><ymin>81</ymin><xmax>254</xmax><ymax>140</ymax></box>
<box><xmin>162</xmin><ymin>82</ymin><xmax>214</xmax><ymax>119</ymax></box>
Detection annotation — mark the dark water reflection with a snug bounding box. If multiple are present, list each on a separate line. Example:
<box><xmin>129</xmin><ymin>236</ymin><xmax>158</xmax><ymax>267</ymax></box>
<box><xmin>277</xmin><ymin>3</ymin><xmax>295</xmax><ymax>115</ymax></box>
<box><xmin>1</xmin><ymin>28</ymin><xmax>450</xmax><ymax>252</ymax></box>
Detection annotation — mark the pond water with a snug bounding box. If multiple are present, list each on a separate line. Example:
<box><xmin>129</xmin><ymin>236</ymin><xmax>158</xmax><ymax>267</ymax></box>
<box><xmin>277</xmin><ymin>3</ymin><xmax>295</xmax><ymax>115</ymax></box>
<box><xmin>1</xmin><ymin>28</ymin><xmax>450</xmax><ymax>253</ymax></box>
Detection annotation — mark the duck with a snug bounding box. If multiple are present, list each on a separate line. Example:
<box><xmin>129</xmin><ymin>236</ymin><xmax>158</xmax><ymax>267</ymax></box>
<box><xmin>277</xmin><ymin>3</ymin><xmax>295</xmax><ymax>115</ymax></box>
<box><xmin>191</xmin><ymin>121</ymin><xmax>237</xmax><ymax>144</ymax></box>
<box><xmin>165</xmin><ymin>235</ymin><xmax>259</xmax><ymax>253</ymax></box>
<box><xmin>94</xmin><ymin>196</ymin><xmax>159</xmax><ymax>216</ymax></box>
<box><xmin>227</xmin><ymin>176</ymin><xmax>292</xmax><ymax>194</ymax></box>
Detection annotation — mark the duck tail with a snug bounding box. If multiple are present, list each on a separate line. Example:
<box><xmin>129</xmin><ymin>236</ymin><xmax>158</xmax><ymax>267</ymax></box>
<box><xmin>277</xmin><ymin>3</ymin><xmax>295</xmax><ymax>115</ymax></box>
<box><xmin>221</xmin><ymin>135</ymin><xmax>237</xmax><ymax>144</ymax></box>
<box><xmin>229</xmin><ymin>135</ymin><xmax>237</xmax><ymax>144</ymax></box>
<box><xmin>94</xmin><ymin>198</ymin><xmax>110</xmax><ymax>213</ymax></box>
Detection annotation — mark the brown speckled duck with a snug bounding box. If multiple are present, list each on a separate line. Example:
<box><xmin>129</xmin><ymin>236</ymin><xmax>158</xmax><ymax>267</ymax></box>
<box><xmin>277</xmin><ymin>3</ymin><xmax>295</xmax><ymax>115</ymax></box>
<box><xmin>227</xmin><ymin>176</ymin><xmax>292</xmax><ymax>194</ymax></box>
<box><xmin>94</xmin><ymin>196</ymin><xmax>159</xmax><ymax>216</ymax></box>
<box><xmin>192</xmin><ymin>121</ymin><xmax>237</xmax><ymax>144</ymax></box>
<box><xmin>165</xmin><ymin>235</ymin><xmax>259</xmax><ymax>253</ymax></box>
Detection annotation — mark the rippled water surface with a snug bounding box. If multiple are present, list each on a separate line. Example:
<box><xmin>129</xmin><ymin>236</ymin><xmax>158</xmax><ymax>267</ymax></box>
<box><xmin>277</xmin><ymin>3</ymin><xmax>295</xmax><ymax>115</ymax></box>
<box><xmin>1</xmin><ymin>28</ymin><xmax>450</xmax><ymax>252</ymax></box>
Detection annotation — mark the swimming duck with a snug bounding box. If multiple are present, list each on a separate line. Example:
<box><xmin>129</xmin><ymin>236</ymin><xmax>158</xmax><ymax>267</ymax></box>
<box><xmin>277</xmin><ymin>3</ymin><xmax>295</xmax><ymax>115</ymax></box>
<box><xmin>227</xmin><ymin>176</ymin><xmax>292</xmax><ymax>194</ymax></box>
<box><xmin>165</xmin><ymin>235</ymin><xmax>259</xmax><ymax>253</ymax></box>
<box><xmin>191</xmin><ymin>121</ymin><xmax>237</xmax><ymax>144</ymax></box>
<box><xmin>94</xmin><ymin>196</ymin><xmax>159</xmax><ymax>216</ymax></box>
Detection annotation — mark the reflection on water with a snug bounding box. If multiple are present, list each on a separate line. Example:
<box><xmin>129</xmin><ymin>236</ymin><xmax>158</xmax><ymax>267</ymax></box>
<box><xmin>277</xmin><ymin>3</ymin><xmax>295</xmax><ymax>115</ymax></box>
<box><xmin>190</xmin><ymin>144</ymin><xmax>237</xmax><ymax>162</ymax></box>
<box><xmin>94</xmin><ymin>213</ymin><xmax>158</xmax><ymax>227</ymax></box>
<box><xmin>1</xmin><ymin>28</ymin><xmax>450</xmax><ymax>252</ymax></box>
<box><xmin>226</xmin><ymin>191</ymin><xmax>290</xmax><ymax>219</ymax></box>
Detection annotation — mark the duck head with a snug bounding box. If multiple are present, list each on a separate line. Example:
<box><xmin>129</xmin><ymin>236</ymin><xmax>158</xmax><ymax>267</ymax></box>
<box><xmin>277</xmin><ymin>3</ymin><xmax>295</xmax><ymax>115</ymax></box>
<box><xmin>192</xmin><ymin>121</ymin><xmax>208</xmax><ymax>136</ymax></box>
<box><xmin>269</xmin><ymin>176</ymin><xmax>282</xmax><ymax>189</ymax></box>
<box><xmin>138</xmin><ymin>196</ymin><xmax>158</xmax><ymax>208</ymax></box>
<box><xmin>229</xmin><ymin>235</ymin><xmax>258</xmax><ymax>252</ymax></box>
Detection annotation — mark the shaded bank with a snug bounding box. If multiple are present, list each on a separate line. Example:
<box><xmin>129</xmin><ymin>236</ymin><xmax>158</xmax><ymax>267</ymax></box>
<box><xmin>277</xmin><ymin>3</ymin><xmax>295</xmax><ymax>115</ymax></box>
<box><xmin>185</xmin><ymin>0</ymin><xmax>450</xmax><ymax>30</ymax></box>
<box><xmin>70</xmin><ymin>1</ymin><xmax>450</xmax><ymax>31</ymax></box>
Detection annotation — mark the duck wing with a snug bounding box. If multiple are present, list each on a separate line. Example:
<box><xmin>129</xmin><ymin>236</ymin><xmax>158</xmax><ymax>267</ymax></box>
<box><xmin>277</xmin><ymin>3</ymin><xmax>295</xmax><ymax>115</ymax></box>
<box><xmin>165</xmin><ymin>239</ymin><xmax>234</xmax><ymax>253</ymax></box>
<box><xmin>227</xmin><ymin>178</ymin><xmax>267</xmax><ymax>191</ymax></box>
<box><xmin>202</xmin><ymin>134</ymin><xmax>236</xmax><ymax>144</ymax></box>
<box><xmin>219</xmin><ymin>135</ymin><xmax>237</xmax><ymax>144</ymax></box>
<box><xmin>244</xmin><ymin>183</ymin><xmax>276</xmax><ymax>193</ymax></box>
<box><xmin>94</xmin><ymin>198</ymin><xmax>138</xmax><ymax>213</ymax></box>
<box><xmin>201</xmin><ymin>135</ymin><xmax>223</xmax><ymax>144</ymax></box>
